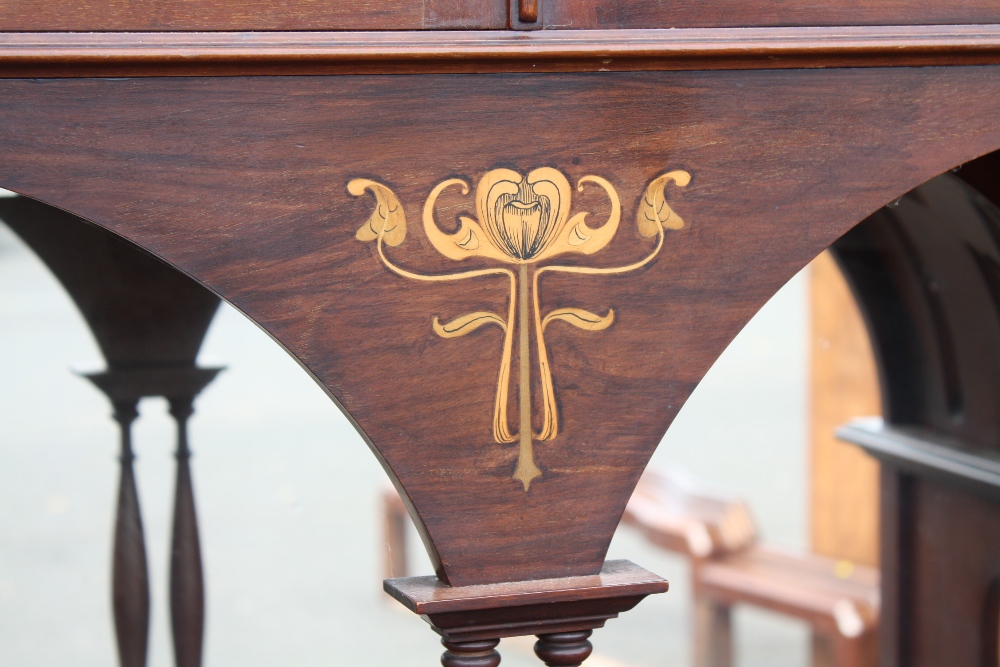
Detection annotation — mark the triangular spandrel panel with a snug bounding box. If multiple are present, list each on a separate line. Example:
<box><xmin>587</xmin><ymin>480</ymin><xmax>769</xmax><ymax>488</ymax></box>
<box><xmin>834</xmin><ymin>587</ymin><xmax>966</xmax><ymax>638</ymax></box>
<box><xmin>1</xmin><ymin>69</ymin><xmax>999</xmax><ymax>585</ymax></box>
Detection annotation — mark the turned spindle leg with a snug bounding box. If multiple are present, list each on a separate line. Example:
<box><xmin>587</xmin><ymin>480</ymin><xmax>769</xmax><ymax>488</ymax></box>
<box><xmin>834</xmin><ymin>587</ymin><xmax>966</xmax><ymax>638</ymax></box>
<box><xmin>533</xmin><ymin>631</ymin><xmax>593</xmax><ymax>667</ymax></box>
<box><xmin>168</xmin><ymin>396</ymin><xmax>205</xmax><ymax>667</ymax></box>
<box><xmin>111</xmin><ymin>399</ymin><xmax>150</xmax><ymax>667</ymax></box>
<box><xmin>441</xmin><ymin>638</ymin><xmax>501</xmax><ymax>667</ymax></box>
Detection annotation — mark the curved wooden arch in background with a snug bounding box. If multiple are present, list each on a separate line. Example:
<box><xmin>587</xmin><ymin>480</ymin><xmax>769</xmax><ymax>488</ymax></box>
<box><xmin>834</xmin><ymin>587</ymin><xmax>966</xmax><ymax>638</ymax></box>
<box><xmin>833</xmin><ymin>152</ymin><xmax>1000</xmax><ymax>666</ymax></box>
<box><xmin>2</xmin><ymin>68</ymin><xmax>1000</xmax><ymax>592</ymax></box>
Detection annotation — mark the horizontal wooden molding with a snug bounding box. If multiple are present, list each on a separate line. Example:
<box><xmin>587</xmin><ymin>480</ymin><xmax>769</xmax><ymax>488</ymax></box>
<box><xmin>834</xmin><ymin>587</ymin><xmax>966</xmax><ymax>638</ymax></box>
<box><xmin>838</xmin><ymin>417</ymin><xmax>1000</xmax><ymax>496</ymax></box>
<box><xmin>3</xmin><ymin>25</ymin><xmax>1000</xmax><ymax>76</ymax></box>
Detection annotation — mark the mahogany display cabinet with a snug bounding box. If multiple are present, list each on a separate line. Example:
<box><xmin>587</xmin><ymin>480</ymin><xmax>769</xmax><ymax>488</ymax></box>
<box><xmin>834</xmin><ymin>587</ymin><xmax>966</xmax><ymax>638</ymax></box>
<box><xmin>3</xmin><ymin>1</ymin><xmax>1000</xmax><ymax>665</ymax></box>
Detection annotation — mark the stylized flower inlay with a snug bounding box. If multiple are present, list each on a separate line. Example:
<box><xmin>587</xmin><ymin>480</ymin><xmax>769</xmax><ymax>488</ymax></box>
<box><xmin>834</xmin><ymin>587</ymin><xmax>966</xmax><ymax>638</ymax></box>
<box><xmin>351</xmin><ymin>167</ymin><xmax>690</xmax><ymax>490</ymax></box>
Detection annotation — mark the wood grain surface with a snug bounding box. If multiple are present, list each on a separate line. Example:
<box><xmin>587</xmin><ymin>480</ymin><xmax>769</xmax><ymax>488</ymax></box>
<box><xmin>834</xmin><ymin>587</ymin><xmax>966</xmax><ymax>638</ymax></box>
<box><xmin>3</xmin><ymin>0</ymin><xmax>1000</xmax><ymax>31</ymax></box>
<box><xmin>830</xmin><ymin>160</ymin><xmax>1000</xmax><ymax>666</ymax></box>
<box><xmin>385</xmin><ymin>560</ymin><xmax>665</xmax><ymax>614</ymax></box>
<box><xmin>541</xmin><ymin>0</ymin><xmax>1000</xmax><ymax>29</ymax></box>
<box><xmin>4</xmin><ymin>26</ymin><xmax>1000</xmax><ymax>77</ymax></box>
<box><xmin>0</xmin><ymin>0</ymin><xmax>507</xmax><ymax>32</ymax></box>
<box><xmin>1</xmin><ymin>69</ymin><xmax>999</xmax><ymax>585</ymax></box>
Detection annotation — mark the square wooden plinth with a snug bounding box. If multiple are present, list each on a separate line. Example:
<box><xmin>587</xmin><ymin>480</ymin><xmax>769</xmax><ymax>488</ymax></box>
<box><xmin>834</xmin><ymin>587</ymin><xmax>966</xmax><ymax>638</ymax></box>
<box><xmin>384</xmin><ymin>559</ymin><xmax>668</xmax><ymax>642</ymax></box>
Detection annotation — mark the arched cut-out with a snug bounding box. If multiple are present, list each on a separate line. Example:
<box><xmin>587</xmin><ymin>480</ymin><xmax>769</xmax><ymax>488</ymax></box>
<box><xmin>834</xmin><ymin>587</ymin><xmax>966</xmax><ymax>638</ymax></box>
<box><xmin>2</xmin><ymin>67</ymin><xmax>1000</xmax><ymax>588</ymax></box>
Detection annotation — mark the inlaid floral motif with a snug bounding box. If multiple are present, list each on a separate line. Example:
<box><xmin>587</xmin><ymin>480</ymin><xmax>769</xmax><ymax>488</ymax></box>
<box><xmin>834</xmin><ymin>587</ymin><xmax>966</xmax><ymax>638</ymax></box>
<box><xmin>350</xmin><ymin>167</ymin><xmax>690</xmax><ymax>490</ymax></box>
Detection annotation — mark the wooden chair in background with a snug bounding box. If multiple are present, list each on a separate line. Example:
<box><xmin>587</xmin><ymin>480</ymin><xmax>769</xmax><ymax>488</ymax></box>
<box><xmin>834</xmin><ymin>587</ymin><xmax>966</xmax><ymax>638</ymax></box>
<box><xmin>624</xmin><ymin>467</ymin><xmax>879</xmax><ymax>667</ymax></box>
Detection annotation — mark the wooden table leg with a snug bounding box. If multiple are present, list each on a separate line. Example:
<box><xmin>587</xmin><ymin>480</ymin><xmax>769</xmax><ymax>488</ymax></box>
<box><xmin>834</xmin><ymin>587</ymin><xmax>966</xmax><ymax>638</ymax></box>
<box><xmin>168</xmin><ymin>395</ymin><xmax>205</xmax><ymax>667</ymax></box>
<box><xmin>441</xmin><ymin>638</ymin><xmax>501</xmax><ymax>667</ymax></box>
<box><xmin>111</xmin><ymin>398</ymin><xmax>150</xmax><ymax>667</ymax></box>
<box><xmin>534</xmin><ymin>631</ymin><xmax>593</xmax><ymax>666</ymax></box>
<box><xmin>694</xmin><ymin>597</ymin><xmax>733</xmax><ymax>667</ymax></box>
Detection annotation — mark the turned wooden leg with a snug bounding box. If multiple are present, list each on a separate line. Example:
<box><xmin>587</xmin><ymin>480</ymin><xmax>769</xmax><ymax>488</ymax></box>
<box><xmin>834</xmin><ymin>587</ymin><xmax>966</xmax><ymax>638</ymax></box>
<box><xmin>111</xmin><ymin>399</ymin><xmax>150</xmax><ymax>667</ymax></box>
<box><xmin>441</xmin><ymin>639</ymin><xmax>501</xmax><ymax>667</ymax></box>
<box><xmin>693</xmin><ymin>597</ymin><xmax>733</xmax><ymax>667</ymax></box>
<box><xmin>533</xmin><ymin>631</ymin><xmax>593</xmax><ymax>666</ymax></box>
<box><xmin>168</xmin><ymin>396</ymin><xmax>205</xmax><ymax>667</ymax></box>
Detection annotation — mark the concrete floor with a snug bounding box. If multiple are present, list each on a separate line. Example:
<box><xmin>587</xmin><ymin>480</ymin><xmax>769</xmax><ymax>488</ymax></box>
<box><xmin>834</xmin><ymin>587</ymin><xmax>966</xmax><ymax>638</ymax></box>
<box><xmin>0</xmin><ymin>203</ymin><xmax>812</xmax><ymax>667</ymax></box>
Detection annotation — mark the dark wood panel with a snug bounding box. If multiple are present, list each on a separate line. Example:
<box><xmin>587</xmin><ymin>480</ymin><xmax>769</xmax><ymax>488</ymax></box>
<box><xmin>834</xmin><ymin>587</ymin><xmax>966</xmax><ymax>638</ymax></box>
<box><xmin>0</xmin><ymin>69</ymin><xmax>998</xmax><ymax>586</ymax></box>
<box><xmin>834</xmin><ymin>166</ymin><xmax>1000</xmax><ymax>449</ymax></box>
<box><xmin>4</xmin><ymin>26</ymin><xmax>1000</xmax><ymax>77</ymax></box>
<box><xmin>543</xmin><ymin>0</ymin><xmax>1000</xmax><ymax>29</ymax></box>
<box><xmin>0</xmin><ymin>0</ymin><xmax>507</xmax><ymax>31</ymax></box>
<box><xmin>831</xmin><ymin>153</ymin><xmax>1000</xmax><ymax>666</ymax></box>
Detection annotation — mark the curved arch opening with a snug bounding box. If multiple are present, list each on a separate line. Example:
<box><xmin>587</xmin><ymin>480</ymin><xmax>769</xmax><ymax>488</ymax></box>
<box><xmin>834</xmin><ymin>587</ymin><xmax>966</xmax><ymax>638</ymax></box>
<box><xmin>5</xmin><ymin>140</ymin><xmax>1000</xmax><ymax>665</ymax></box>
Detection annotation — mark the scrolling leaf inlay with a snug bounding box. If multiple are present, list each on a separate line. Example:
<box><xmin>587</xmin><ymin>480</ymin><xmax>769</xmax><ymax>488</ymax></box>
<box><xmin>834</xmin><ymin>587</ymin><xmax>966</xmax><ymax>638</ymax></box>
<box><xmin>350</xmin><ymin>168</ymin><xmax>690</xmax><ymax>490</ymax></box>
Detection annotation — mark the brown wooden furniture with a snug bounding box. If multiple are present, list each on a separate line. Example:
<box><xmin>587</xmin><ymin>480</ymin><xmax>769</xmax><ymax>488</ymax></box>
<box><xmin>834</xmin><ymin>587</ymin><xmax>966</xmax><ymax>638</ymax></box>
<box><xmin>623</xmin><ymin>467</ymin><xmax>879</xmax><ymax>667</ymax></box>
<box><xmin>809</xmin><ymin>251</ymin><xmax>882</xmax><ymax>666</ymax></box>
<box><xmin>4</xmin><ymin>3</ymin><xmax>1000</xmax><ymax>665</ymax></box>
<box><xmin>832</xmin><ymin>157</ymin><xmax>1000</xmax><ymax>667</ymax></box>
<box><xmin>386</xmin><ymin>468</ymin><xmax>880</xmax><ymax>666</ymax></box>
<box><xmin>809</xmin><ymin>251</ymin><xmax>881</xmax><ymax>569</ymax></box>
<box><xmin>0</xmin><ymin>197</ymin><xmax>221</xmax><ymax>667</ymax></box>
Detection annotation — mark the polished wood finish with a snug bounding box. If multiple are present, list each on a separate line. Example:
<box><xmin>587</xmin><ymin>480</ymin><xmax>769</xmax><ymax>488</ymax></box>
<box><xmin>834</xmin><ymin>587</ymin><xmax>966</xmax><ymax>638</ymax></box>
<box><xmin>5</xmin><ymin>26</ymin><xmax>1000</xmax><ymax>77</ymax></box>
<box><xmin>441</xmin><ymin>639</ymin><xmax>502</xmax><ymax>667</ymax></box>
<box><xmin>539</xmin><ymin>0</ymin><xmax>1000</xmax><ymax>30</ymax></box>
<box><xmin>86</xmin><ymin>368</ymin><xmax>219</xmax><ymax>667</ymax></box>
<box><xmin>4</xmin><ymin>5</ymin><xmax>1000</xmax><ymax>663</ymax></box>
<box><xmin>7</xmin><ymin>0</ymin><xmax>1000</xmax><ymax>32</ymax></box>
<box><xmin>516</xmin><ymin>0</ymin><xmax>540</xmax><ymax>25</ymax></box>
<box><xmin>0</xmin><ymin>0</ymin><xmax>506</xmax><ymax>32</ymax></box>
<box><xmin>832</xmin><ymin>164</ymin><xmax>1000</xmax><ymax>455</ymax></box>
<box><xmin>108</xmin><ymin>399</ymin><xmax>150</xmax><ymax>667</ymax></box>
<box><xmin>86</xmin><ymin>367</ymin><xmax>219</xmax><ymax>667</ymax></box>
<box><xmin>831</xmin><ymin>160</ymin><xmax>1000</xmax><ymax>666</ymax></box>
<box><xmin>841</xmin><ymin>422</ymin><xmax>1000</xmax><ymax>667</ymax></box>
<box><xmin>839</xmin><ymin>421</ymin><xmax>1000</xmax><ymax>497</ymax></box>
<box><xmin>385</xmin><ymin>560</ymin><xmax>666</xmax><ymax>644</ymax></box>
<box><xmin>3</xmin><ymin>69</ymin><xmax>999</xmax><ymax>590</ymax></box>
<box><xmin>169</xmin><ymin>396</ymin><xmax>206</xmax><ymax>667</ymax></box>
<box><xmin>533</xmin><ymin>631</ymin><xmax>592</xmax><ymax>667</ymax></box>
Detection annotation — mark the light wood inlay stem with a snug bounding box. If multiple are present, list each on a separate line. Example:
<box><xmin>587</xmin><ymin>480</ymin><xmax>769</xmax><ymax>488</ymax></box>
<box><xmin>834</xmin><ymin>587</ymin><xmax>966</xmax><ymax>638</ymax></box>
<box><xmin>514</xmin><ymin>263</ymin><xmax>542</xmax><ymax>490</ymax></box>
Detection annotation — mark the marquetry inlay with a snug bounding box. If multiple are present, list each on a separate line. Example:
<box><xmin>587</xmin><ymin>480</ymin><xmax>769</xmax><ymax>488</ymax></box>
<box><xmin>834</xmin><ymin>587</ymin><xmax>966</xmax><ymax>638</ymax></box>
<box><xmin>351</xmin><ymin>168</ymin><xmax>689</xmax><ymax>490</ymax></box>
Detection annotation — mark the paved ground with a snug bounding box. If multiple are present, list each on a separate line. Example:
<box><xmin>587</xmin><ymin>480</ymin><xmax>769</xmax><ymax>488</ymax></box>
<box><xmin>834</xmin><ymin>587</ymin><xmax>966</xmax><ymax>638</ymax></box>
<box><xmin>0</xmin><ymin>201</ymin><xmax>811</xmax><ymax>666</ymax></box>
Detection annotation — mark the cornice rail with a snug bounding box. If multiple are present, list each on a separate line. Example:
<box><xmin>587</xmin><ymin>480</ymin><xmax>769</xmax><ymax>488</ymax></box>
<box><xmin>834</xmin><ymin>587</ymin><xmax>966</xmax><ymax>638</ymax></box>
<box><xmin>2</xmin><ymin>25</ymin><xmax>1000</xmax><ymax>76</ymax></box>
